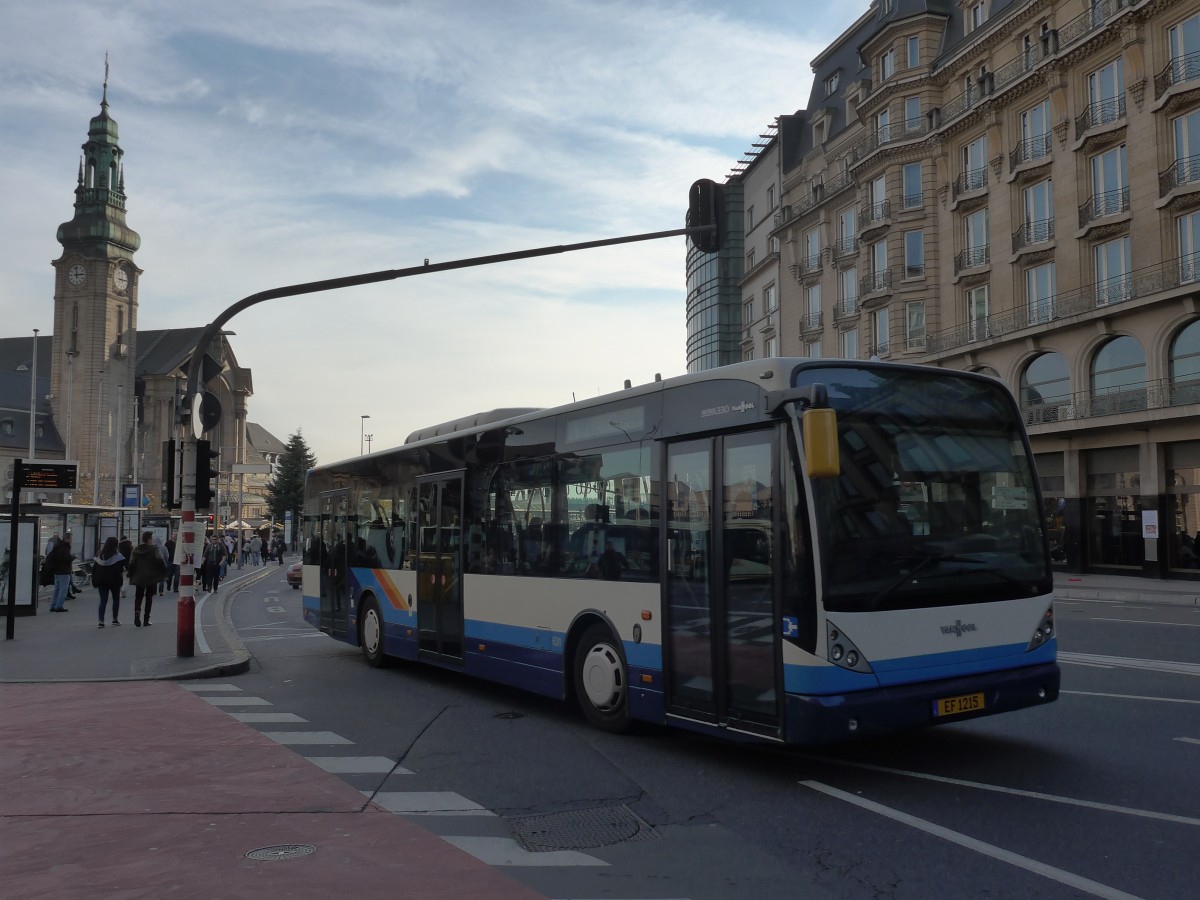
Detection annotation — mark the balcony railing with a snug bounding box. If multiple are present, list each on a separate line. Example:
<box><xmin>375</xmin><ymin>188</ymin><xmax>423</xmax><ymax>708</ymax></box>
<box><xmin>833</xmin><ymin>235</ymin><xmax>859</xmax><ymax>259</ymax></box>
<box><xmin>1155</xmin><ymin>50</ymin><xmax>1200</xmax><ymax>99</ymax></box>
<box><xmin>1057</xmin><ymin>0</ymin><xmax>1121</xmax><ymax>49</ymax></box>
<box><xmin>1160</xmin><ymin>154</ymin><xmax>1200</xmax><ymax>196</ymax></box>
<box><xmin>860</xmin><ymin>199</ymin><xmax>891</xmax><ymax>229</ymax></box>
<box><xmin>954</xmin><ymin>165</ymin><xmax>988</xmax><ymax>198</ymax></box>
<box><xmin>1075</xmin><ymin>94</ymin><xmax>1126</xmax><ymax>139</ymax></box>
<box><xmin>860</xmin><ymin>269</ymin><xmax>892</xmax><ymax>295</ymax></box>
<box><xmin>1078</xmin><ymin>186</ymin><xmax>1130</xmax><ymax>228</ymax></box>
<box><xmin>906</xmin><ymin>334</ymin><xmax>927</xmax><ymax>352</ymax></box>
<box><xmin>927</xmin><ymin>254</ymin><xmax>1199</xmax><ymax>354</ymax></box>
<box><xmin>824</xmin><ymin>168</ymin><xmax>855</xmax><ymax>201</ymax></box>
<box><xmin>902</xmin><ymin>191</ymin><xmax>924</xmax><ymax>210</ymax></box>
<box><xmin>834</xmin><ymin>298</ymin><xmax>860</xmax><ymax>321</ymax></box>
<box><xmin>798</xmin><ymin>252</ymin><xmax>823</xmax><ymax>275</ymax></box>
<box><xmin>1012</xmin><ymin>217</ymin><xmax>1055</xmax><ymax>253</ymax></box>
<box><xmin>850</xmin><ymin>118</ymin><xmax>930</xmax><ymax>164</ymax></box>
<box><xmin>1022</xmin><ymin>376</ymin><xmax>1200</xmax><ymax>427</ymax></box>
<box><xmin>868</xmin><ymin>341</ymin><xmax>890</xmax><ymax>358</ymax></box>
<box><xmin>1009</xmin><ymin>132</ymin><xmax>1052</xmax><ymax>170</ymax></box>
<box><xmin>954</xmin><ymin>244</ymin><xmax>990</xmax><ymax>273</ymax></box>
<box><xmin>800</xmin><ymin>311</ymin><xmax>823</xmax><ymax>333</ymax></box>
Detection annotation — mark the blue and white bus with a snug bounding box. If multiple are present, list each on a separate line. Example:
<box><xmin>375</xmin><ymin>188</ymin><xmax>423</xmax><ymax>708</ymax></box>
<box><xmin>301</xmin><ymin>359</ymin><xmax>1058</xmax><ymax>744</ymax></box>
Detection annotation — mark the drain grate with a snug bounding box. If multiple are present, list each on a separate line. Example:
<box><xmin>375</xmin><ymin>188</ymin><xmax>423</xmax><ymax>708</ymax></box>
<box><xmin>244</xmin><ymin>844</ymin><xmax>317</xmax><ymax>861</ymax></box>
<box><xmin>508</xmin><ymin>804</ymin><xmax>659</xmax><ymax>852</ymax></box>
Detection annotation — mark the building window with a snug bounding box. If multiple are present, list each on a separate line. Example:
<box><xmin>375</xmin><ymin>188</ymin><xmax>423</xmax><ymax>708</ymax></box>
<box><xmin>804</xmin><ymin>228</ymin><xmax>821</xmax><ymax>270</ymax></box>
<box><xmin>1179</xmin><ymin>210</ymin><xmax>1200</xmax><ymax>282</ymax></box>
<box><xmin>743</xmin><ymin>299</ymin><xmax>754</xmax><ymax>326</ymax></box>
<box><xmin>904</xmin><ymin>96</ymin><xmax>921</xmax><ymax>134</ymax></box>
<box><xmin>902</xmin><ymin>162</ymin><xmax>922</xmax><ymax>208</ymax></box>
<box><xmin>765</xmin><ymin>336</ymin><xmax>778</xmax><ymax>357</ymax></box>
<box><xmin>840</xmin><ymin>328</ymin><xmax>859</xmax><ymax>360</ymax></box>
<box><xmin>767</xmin><ymin>185</ymin><xmax>776</xmax><ymax>209</ymax></box>
<box><xmin>1169</xmin><ymin>320</ymin><xmax>1200</xmax><ymax>403</ymax></box>
<box><xmin>1094</xmin><ymin>236</ymin><xmax>1131</xmax><ymax>305</ymax></box>
<box><xmin>963</xmin><ymin>207</ymin><xmax>990</xmax><ymax>268</ymax></box>
<box><xmin>1021</xmin><ymin>352</ymin><xmax>1071</xmax><ymax>409</ymax></box>
<box><xmin>1091</xmin><ymin>336</ymin><xmax>1147</xmax><ymax>411</ymax></box>
<box><xmin>966</xmin><ymin>284</ymin><xmax>989</xmax><ymax>341</ymax></box>
<box><xmin>1171</xmin><ymin>108</ymin><xmax>1200</xmax><ymax>190</ymax></box>
<box><xmin>905</xmin><ymin>301</ymin><xmax>926</xmax><ymax>351</ymax></box>
<box><xmin>1086</xmin><ymin>58</ymin><xmax>1125</xmax><ymax>128</ymax></box>
<box><xmin>879</xmin><ymin>48</ymin><xmax>895</xmax><ymax>82</ymax></box>
<box><xmin>870</xmin><ymin>239</ymin><xmax>888</xmax><ymax>290</ymax></box>
<box><xmin>746</xmin><ymin>205</ymin><xmax>754</xmax><ymax>234</ymax></box>
<box><xmin>747</xmin><ymin>248</ymin><xmax>756</xmax><ymax>270</ymax></box>
<box><xmin>770</xmin><ymin>236</ymin><xmax>781</xmax><ymax>254</ymax></box>
<box><xmin>906</xmin><ymin>35</ymin><xmax>920</xmax><ymax>68</ymax></box>
<box><xmin>1088</xmin><ymin>144</ymin><xmax>1127</xmax><ymax>220</ymax></box>
<box><xmin>824</xmin><ymin>72</ymin><xmax>840</xmax><ymax>96</ymax></box>
<box><xmin>904</xmin><ymin>230</ymin><xmax>924</xmax><ymax>278</ymax></box>
<box><xmin>871</xmin><ymin>308</ymin><xmax>890</xmax><ymax>357</ymax></box>
<box><xmin>962</xmin><ymin>135</ymin><xmax>988</xmax><ymax>192</ymax></box>
<box><xmin>966</xmin><ymin>2</ymin><xmax>987</xmax><ymax>34</ymax></box>
<box><xmin>764</xmin><ymin>283</ymin><xmax>777</xmax><ymax>312</ymax></box>
<box><xmin>1019</xmin><ymin>100</ymin><xmax>1051</xmax><ymax>164</ymax></box>
<box><xmin>875</xmin><ymin>108</ymin><xmax>891</xmax><ymax>143</ymax></box>
<box><xmin>1021</xmin><ymin>178</ymin><xmax>1054</xmax><ymax>248</ymax></box>
<box><xmin>1168</xmin><ymin>14</ymin><xmax>1200</xmax><ymax>89</ymax></box>
<box><xmin>841</xmin><ymin>267</ymin><xmax>858</xmax><ymax>308</ymax></box>
<box><xmin>1026</xmin><ymin>262</ymin><xmax>1056</xmax><ymax>324</ymax></box>
<box><xmin>1</xmin><ymin>419</ymin><xmax>12</xmax><ymax>436</ymax></box>
<box><xmin>807</xmin><ymin>339</ymin><xmax>822</xmax><ymax>359</ymax></box>
<box><xmin>806</xmin><ymin>283</ymin><xmax>821</xmax><ymax>322</ymax></box>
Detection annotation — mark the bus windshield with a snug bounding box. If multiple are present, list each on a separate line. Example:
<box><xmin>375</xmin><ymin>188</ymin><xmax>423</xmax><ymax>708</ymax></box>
<box><xmin>794</xmin><ymin>364</ymin><xmax>1052</xmax><ymax>613</ymax></box>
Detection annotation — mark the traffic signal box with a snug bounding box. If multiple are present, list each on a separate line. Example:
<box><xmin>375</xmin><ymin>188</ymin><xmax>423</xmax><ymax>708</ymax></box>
<box><xmin>195</xmin><ymin>439</ymin><xmax>220</xmax><ymax>510</ymax></box>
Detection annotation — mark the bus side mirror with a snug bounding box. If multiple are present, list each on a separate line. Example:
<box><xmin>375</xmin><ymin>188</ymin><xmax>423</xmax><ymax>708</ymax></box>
<box><xmin>802</xmin><ymin>407</ymin><xmax>840</xmax><ymax>478</ymax></box>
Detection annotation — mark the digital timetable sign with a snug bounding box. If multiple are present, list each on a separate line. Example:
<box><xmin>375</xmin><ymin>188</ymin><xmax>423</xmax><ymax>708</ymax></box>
<box><xmin>18</xmin><ymin>461</ymin><xmax>79</xmax><ymax>490</ymax></box>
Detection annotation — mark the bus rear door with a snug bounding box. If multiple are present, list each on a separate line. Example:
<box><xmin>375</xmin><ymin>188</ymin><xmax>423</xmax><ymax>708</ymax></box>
<box><xmin>664</xmin><ymin>430</ymin><xmax>781</xmax><ymax>737</ymax></box>
<box><xmin>416</xmin><ymin>473</ymin><xmax>464</xmax><ymax>660</ymax></box>
<box><xmin>318</xmin><ymin>491</ymin><xmax>351</xmax><ymax>640</ymax></box>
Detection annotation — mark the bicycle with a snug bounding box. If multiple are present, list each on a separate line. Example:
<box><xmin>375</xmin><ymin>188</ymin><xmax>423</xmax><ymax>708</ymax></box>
<box><xmin>72</xmin><ymin>559</ymin><xmax>94</xmax><ymax>591</ymax></box>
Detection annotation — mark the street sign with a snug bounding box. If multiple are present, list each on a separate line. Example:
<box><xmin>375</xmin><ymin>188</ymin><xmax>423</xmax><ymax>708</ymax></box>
<box><xmin>231</xmin><ymin>463</ymin><xmax>273</xmax><ymax>474</ymax></box>
<box><xmin>19</xmin><ymin>460</ymin><xmax>79</xmax><ymax>490</ymax></box>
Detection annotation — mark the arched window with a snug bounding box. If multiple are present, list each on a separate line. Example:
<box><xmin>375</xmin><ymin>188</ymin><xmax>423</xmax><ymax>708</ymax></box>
<box><xmin>1020</xmin><ymin>352</ymin><xmax>1070</xmax><ymax>405</ymax></box>
<box><xmin>1169</xmin><ymin>319</ymin><xmax>1200</xmax><ymax>405</ymax></box>
<box><xmin>1091</xmin><ymin>335</ymin><xmax>1146</xmax><ymax>414</ymax></box>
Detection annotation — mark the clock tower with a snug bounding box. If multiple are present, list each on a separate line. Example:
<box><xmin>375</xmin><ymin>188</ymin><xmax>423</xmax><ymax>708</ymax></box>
<box><xmin>50</xmin><ymin>72</ymin><xmax>142</xmax><ymax>505</ymax></box>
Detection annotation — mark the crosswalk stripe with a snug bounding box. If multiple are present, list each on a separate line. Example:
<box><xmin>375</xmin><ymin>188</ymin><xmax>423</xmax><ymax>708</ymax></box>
<box><xmin>369</xmin><ymin>791</ymin><xmax>495</xmax><ymax>816</ymax></box>
<box><xmin>307</xmin><ymin>756</ymin><xmax>408</xmax><ymax>774</ymax></box>
<box><xmin>262</xmin><ymin>730</ymin><xmax>353</xmax><ymax>745</ymax></box>
<box><xmin>181</xmin><ymin>683</ymin><xmax>242</xmax><ymax>692</ymax></box>
<box><xmin>201</xmin><ymin>696</ymin><xmax>271</xmax><ymax>706</ymax></box>
<box><xmin>230</xmin><ymin>712</ymin><xmax>308</xmax><ymax>723</ymax></box>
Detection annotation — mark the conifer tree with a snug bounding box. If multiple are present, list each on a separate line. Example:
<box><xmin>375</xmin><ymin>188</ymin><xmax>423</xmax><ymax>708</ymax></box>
<box><xmin>265</xmin><ymin>430</ymin><xmax>317</xmax><ymax>529</ymax></box>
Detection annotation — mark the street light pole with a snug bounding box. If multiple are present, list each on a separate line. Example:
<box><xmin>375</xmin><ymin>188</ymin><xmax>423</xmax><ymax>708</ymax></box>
<box><xmin>365</xmin><ymin>434</ymin><xmax>373</xmax><ymax>454</ymax></box>
<box><xmin>360</xmin><ymin>415</ymin><xmax>370</xmax><ymax>456</ymax></box>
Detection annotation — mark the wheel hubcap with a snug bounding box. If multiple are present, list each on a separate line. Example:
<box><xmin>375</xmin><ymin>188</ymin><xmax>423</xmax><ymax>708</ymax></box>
<box><xmin>582</xmin><ymin>642</ymin><xmax>624</xmax><ymax>711</ymax></box>
<box><xmin>363</xmin><ymin>610</ymin><xmax>380</xmax><ymax>654</ymax></box>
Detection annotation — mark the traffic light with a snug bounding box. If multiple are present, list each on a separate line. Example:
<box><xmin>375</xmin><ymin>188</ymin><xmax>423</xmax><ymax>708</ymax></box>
<box><xmin>688</xmin><ymin>178</ymin><xmax>725</xmax><ymax>254</ymax></box>
<box><xmin>195</xmin><ymin>439</ymin><xmax>219</xmax><ymax>510</ymax></box>
<box><xmin>162</xmin><ymin>440</ymin><xmax>181</xmax><ymax>509</ymax></box>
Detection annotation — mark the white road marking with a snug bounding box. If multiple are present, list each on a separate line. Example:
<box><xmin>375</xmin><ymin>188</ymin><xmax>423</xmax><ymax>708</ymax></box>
<box><xmin>1175</xmin><ymin>737</ymin><xmax>1200</xmax><ymax>746</ymax></box>
<box><xmin>229</xmin><ymin>712</ymin><xmax>308</xmax><ymax>723</ymax></box>
<box><xmin>801</xmin><ymin>781</ymin><xmax>1144</xmax><ymax>900</ymax></box>
<box><xmin>369</xmin><ymin>791</ymin><xmax>495</xmax><ymax>816</ymax></box>
<box><xmin>307</xmin><ymin>756</ymin><xmax>409</xmax><ymax>774</ymax></box>
<box><xmin>180</xmin><ymin>683</ymin><xmax>242</xmax><ymax>692</ymax></box>
<box><xmin>1089</xmin><ymin>617</ymin><xmax>1200</xmax><ymax>627</ymax></box>
<box><xmin>240</xmin><ymin>632</ymin><xmax>327</xmax><ymax>643</ymax></box>
<box><xmin>261</xmin><ymin>730</ymin><xmax>353</xmax><ymax>745</ymax></box>
<box><xmin>442</xmin><ymin>836</ymin><xmax>607</xmax><ymax>867</ymax></box>
<box><xmin>194</xmin><ymin>593</ymin><xmax>211</xmax><ymax>653</ymax></box>
<box><xmin>805</xmin><ymin>761</ymin><xmax>1200</xmax><ymax>827</ymax></box>
<box><xmin>1058</xmin><ymin>652</ymin><xmax>1200</xmax><ymax>677</ymax></box>
<box><xmin>200</xmin><ymin>696</ymin><xmax>271</xmax><ymax>706</ymax></box>
<box><xmin>1062</xmin><ymin>690</ymin><xmax>1200</xmax><ymax>705</ymax></box>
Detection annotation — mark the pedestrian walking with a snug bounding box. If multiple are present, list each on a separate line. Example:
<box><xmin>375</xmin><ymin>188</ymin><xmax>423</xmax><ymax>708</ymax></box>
<box><xmin>127</xmin><ymin>531</ymin><xmax>168</xmax><ymax>627</ymax></box>
<box><xmin>273</xmin><ymin>534</ymin><xmax>286</xmax><ymax>565</ymax></box>
<box><xmin>118</xmin><ymin>534</ymin><xmax>134</xmax><ymax>602</ymax></box>
<box><xmin>44</xmin><ymin>534</ymin><xmax>75</xmax><ymax>612</ymax></box>
<box><xmin>92</xmin><ymin>537</ymin><xmax>125</xmax><ymax>626</ymax></box>
<box><xmin>250</xmin><ymin>534</ymin><xmax>263</xmax><ymax>566</ymax></box>
<box><xmin>160</xmin><ymin>534</ymin><xmax>180</xmax><ymax>593</ymax></box>
<box><xmin>201</xmin><ymin>535</ymin><xmax>228</xmax><ymax>592</ymax></box>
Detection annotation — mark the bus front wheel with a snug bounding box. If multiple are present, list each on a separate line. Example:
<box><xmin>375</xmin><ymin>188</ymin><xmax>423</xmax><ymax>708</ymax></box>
<box><xmin>359</xmin><ymin>596</ymin><xmax>388</xmax><ymax>668</ymax></box>
<box><xmin>573</xmin><ymin>623</ymin><xmax>631</xmax><ymax>733</ymax></box>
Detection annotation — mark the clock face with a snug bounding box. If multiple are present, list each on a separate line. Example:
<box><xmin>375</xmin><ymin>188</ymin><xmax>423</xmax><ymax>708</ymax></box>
<box><xmin>68</xmin><ymin>264</ymin><xmax>86</xmax><ymax>286</ymax></box>
<box><xmin>113</xmin><ymin>267</ymin><xmax>129</xmax><ymax>292</ymax></box>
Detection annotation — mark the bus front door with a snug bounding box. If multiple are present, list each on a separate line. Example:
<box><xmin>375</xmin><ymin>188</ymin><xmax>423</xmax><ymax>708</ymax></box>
<box><xmin>664</xmin><ymin>431</ymin><xmax>780</xmax><ymax>736</ymax></box>
<box><xmin>318</xmin><ymin>491</ymin><xmax>351</xmax><ymax>640</ymax></box>
<box><xmin>416</xmin><ymin>473</ymin><xmax>464</xmax><ymax>660</ymax></box>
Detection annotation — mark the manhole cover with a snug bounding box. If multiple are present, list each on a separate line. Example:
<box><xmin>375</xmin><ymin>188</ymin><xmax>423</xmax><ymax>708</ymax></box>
<box><xmin>508</xmin><ymin>804</ymin><xmax>659</xmax><ymax>851</ymax></box>
<box><xmin>245</xmin><ymin>844</ymin><xmax>317</xmax><ymax>861</ymax></box>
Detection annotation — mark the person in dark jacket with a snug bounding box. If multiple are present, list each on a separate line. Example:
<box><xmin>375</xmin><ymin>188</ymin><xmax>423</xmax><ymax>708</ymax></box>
<box><xmin>127</xmin><ymin>531</ymin><xmax>168</xmax><ymax>627</ymax></box>
<box><xmin>45</xmin><ymin>535</ymin><xmax>75</xmax><ymax>612</ymax></box>
<box><xmin>92</xmin><ymin>536</ymin><xmax>126</xmax><ymax>627</ymax></box>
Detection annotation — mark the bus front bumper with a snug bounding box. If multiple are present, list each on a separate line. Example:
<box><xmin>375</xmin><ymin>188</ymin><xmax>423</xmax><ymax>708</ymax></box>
<box><xmin>785</xmin><ymin>661</ymin><xmax>1060</xmax><ymax>745</ymax></box>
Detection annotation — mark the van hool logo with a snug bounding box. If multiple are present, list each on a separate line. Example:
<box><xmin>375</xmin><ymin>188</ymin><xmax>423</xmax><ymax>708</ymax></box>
<box><xmin>701</xmin><ymin>400</ymin><xmax>756</xmax><ymax>418</ymax></box>
<box><xmin>941</xmin><ymin>619</ymin><xmax>978</xmax><ymax>637</ymax></box>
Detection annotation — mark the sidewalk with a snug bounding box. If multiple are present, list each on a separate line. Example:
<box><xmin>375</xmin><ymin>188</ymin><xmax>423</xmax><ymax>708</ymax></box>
<box><xmin>0</xmin><ymin>563</ymin><xmax>263</xmax><ymax>683</ymax></box>
<box><xmin>1053</xmin><ymin>571</ymin><xmax>1200</xmax><ymax>607</ymax></box>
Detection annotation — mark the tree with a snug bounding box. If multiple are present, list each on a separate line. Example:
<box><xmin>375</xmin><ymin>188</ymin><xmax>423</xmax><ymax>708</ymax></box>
<box><xmin>265</xmin><ymin>430</ymin><xmax>317</xmax><ymax>529</ymax></box>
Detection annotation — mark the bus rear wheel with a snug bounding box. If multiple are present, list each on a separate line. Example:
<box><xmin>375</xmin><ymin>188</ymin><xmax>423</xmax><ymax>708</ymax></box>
<box><xmin>573</xmin><ymin>623</ymin><xmax>631</xmax><ymax>733</ymax></box>
<box><xmin>359</xmin><ymin>596</ymin><xmax>388</xmax><ymax>668</ymax></box>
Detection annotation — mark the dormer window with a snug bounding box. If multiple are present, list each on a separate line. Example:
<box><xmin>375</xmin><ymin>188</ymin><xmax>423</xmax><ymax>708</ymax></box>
<box><xmin>2</xmin><ymin>419</ymin><xmax>13</xmax><ymax>436</ymax></box>
<box><xmin>966</xmin><ymin>1</ymin><xmax>987</xmax><ymax>34</ymax></box>
<box><xmin>824</xmin><ymin>72</ymin><xmax>840</xmax><ymax>96</ymax></box>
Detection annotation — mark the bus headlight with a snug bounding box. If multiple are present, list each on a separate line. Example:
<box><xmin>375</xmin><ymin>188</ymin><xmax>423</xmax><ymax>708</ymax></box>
<box><xmin>826</xmin><ymin>621</ymin><xmax>873</xmax><ymax>673</ymax></box>
<box><xmin>1026</xmin><ymin>605</ymin><xmax>1055</xmax><ymax>651</ymax></box>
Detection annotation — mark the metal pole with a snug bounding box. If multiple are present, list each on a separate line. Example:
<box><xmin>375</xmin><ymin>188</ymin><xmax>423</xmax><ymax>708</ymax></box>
<box><xmin>28</xmin><ymin>329</ymin><xmax>39</xmax><ymax>462</ymax></box>
<box><xmin>360</xmin><ymin>415</ymin><xmax>369</xmax><ymax>455</ymax></box>
<box><xmin>177</xmin><ymin>438</ymin><xmax>196</xmax><ymax>657</ymax></box>
<box><xmin>114</xmin><ymin>384</ymin><xmax>123</xmax><ymax>508</ymax></box>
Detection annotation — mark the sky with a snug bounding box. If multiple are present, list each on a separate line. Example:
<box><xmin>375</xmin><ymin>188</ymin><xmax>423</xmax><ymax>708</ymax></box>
<box><xmin>0</xmin><ymin>0</ymin><xmax>865</xmax><ymax>466</ymax></box>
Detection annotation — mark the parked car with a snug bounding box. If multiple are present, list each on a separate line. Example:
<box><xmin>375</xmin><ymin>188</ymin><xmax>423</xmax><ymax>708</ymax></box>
<box><xmin>286</xmin><ymin>561</ymin><xmax>303</xmax><ymax>589</ymax></box>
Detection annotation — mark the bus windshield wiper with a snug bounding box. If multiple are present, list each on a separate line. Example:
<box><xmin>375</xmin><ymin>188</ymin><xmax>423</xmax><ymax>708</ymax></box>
<box><xmin>863</xmin><ymin>549</ymin><xmax>1008</xmax><ymax>610</ymax></box>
